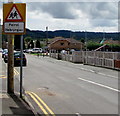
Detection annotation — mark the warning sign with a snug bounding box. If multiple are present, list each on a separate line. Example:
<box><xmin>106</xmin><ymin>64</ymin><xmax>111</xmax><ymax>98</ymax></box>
<box><xmin>3</xmin><ymin>3</ymin><xmax>26</xmax><ymax>35</ymax></box>
<box><xmin>5</xmin><ymin>4</ymin><xmax>23</xmax><ymax>21</ymax></box>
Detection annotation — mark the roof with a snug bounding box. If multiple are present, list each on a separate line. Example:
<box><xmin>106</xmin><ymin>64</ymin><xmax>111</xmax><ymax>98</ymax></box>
<box><xmin>104</xmin><ymin>40</ymin><xmax>120</xmax><ymax>45</ymax></box>
<box><xmin>49</xmin><ymin>37</ymin><xmax>81</xmax><ymax>45</ymax></box>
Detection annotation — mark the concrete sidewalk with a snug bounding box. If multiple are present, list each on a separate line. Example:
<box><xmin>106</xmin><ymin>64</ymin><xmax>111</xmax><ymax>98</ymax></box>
<box><xmin>0</xmin><ymin>56</ymin><xmax>35</xmax><ymax>116</ymax></box>
<box><xmin>1</xmin><ymin>92</ymin><xmax>35</xmax><ymax>116</ymax></box>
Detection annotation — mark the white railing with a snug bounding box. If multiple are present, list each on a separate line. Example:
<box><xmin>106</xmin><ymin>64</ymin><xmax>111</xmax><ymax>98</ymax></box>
<box><xmin>49</xmin><ymin>51</ymin><xmax>120</xmax><ymax>70</ymax></box>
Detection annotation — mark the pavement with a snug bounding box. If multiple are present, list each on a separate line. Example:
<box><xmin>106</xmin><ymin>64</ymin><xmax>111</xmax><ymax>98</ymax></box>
<box><xmin>1</xmin><ymin>92</ymin><xmax>35</xmax><ymax>116</ymax></box>
<box><xmin>0</xmin><ymin>54</ymin><xmax>35</xmax><ymax>116</ymax></box>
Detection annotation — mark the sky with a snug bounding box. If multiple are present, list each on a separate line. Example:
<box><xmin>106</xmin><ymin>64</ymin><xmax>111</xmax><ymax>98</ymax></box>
<box><xmin>0</xmin><ymin>0</ymin><xmax>120</xmax><ymax>32</ymax></box>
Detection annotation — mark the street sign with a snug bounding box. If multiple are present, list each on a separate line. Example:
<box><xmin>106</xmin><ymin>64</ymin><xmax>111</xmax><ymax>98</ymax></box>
<box><xmin>3</xmin><ymin>3</ymin><xmax>26</xmax><ymax>35</ymax></box>
<box><xmin>5</xmin><ymin>4</ymin><xmax>23</xmax><ymax>21</ymax></box>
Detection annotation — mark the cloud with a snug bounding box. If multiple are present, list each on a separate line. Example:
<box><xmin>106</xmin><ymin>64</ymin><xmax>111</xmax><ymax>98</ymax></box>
<box><xmin>27</xmin><ymin>2</ymin><xmax>118</xmax><ymax>20</ymax></box>
<box><xmin>0</xmin><ymin>1</ymin><xmax>118</xmax><ymax>32</ymax></box>
<box><xmin>73</xmin><ymin>2</ymin><xmax>118</xmax><ymax>19</ymax></box>
<box><xmin>91</xmin><ymin>19</ymin><xmax>117</xmax><ymax>27</ymax></box>
<box><xmin>27</xmin><ymin>2</ymin><xmax>78</xmax><ymax>19</ymax></box>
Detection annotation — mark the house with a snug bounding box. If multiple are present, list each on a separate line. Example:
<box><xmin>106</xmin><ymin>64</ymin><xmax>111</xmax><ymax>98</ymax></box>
<box><xmin>103</xmin><ymin>40</ymin><xmax>120</xmax><ymax>45</ymax></box>
<box><xmin>48</xmin><ymin>37</ymin><xmax>84</xmax><ymax>52</ymax></box>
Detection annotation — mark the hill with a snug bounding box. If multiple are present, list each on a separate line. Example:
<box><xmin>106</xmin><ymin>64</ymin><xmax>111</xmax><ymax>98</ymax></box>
<box><xmin>24</xmin><ymin>28</ymin><xmax>120</xmax><ymax>42</ymax></box>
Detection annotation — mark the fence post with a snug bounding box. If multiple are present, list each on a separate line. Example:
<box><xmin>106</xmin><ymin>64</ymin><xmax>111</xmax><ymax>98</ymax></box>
<box><xmin>102</xmin><ymin>52</ymin><xmax>105</xmax><ymax>67</ymax></box>
<box><xmin>112</xmin><ymin>52</ymin><xmax>115</xmax><ymax>69</ymax></box>
<box><xmin>94</xmin><ymin>51</ymin><xmax>95</xmax><ymax>66</ymax></box>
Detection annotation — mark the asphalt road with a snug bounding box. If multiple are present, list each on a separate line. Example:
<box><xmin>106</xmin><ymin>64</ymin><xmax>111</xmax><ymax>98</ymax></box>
<box><xmin>4</xmin><ymin>54</ymin><xmax>119</xmax><ymax>115</ymax></box>
<box><xmin>21</xmin><ymin>54</ymin><xmax>119</xmax><ymax>115</ymax></box>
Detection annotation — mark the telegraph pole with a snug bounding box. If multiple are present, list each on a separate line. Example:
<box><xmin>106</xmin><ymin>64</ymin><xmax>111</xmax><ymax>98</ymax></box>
<box><xmin>46</xmin><ymin>26</ymin><xmax>48</xmax><ymax>46</ymax></box>
<box><xmin>7</xmin><ymin>0</ymin><xmax>14</xmax><ymax>94</ymax></box>
<box><xmin>7</xmin><ymin>35</ymin><xmax>14</xmax><ymax>94</ymax></box>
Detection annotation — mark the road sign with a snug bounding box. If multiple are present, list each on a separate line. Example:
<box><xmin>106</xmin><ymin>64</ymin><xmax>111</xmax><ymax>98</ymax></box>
<box><xmin>5</xmin><ymin>4</ymin><xmax>23</xmax><ymax>22</ymax></box>
<box><xmin>3</xmin><ymin>3</ymin><xmax>26</xmax><ymax>35</ymax></box>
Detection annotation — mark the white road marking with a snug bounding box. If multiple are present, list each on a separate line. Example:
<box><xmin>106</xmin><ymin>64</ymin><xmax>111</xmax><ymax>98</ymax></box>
<box><xmin>98</xmin><ymin>72</ymin><xmax>118</xmax><ymax>79</ymax></box>
<box><xmin>80</xmin><ymin>67</ymin><xmax>118</xmax><ymax>79</ymax></box>
<box><xmin>78</xmin><ymin>77</ymin><xmax>120</xmax><ymax>92</ymax></box>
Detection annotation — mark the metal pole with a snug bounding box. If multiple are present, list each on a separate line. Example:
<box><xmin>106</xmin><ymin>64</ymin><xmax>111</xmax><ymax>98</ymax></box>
<box><xmin>46</xmin><ymin>26</ymin><xmax>48</xmax><ymax>45</ymax></box>
<box><xmin>7</xmin><ymin>35</ymin><xmax>14</xmax><ymax>94</ymax></box>
<box><xmin>20</xmin><ymin>35</ymin><xmax>23</xmax><ymax>98</ymax></box>
<box><xmin>85</xmin><ymin>31</ymin><xmax>87</xmax><ymax>64</ymax></box>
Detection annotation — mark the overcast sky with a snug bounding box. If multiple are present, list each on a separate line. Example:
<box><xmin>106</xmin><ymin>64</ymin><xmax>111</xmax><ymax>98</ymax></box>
<box><xmin>0</xmin><ymin>0</ymin><xmax>120</xmax><ymax>32</ymax></box>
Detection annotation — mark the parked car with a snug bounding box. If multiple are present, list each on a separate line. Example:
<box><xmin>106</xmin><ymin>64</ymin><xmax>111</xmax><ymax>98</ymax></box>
<box><xmin>61</xmin><ymin>50</ymin><xmax>67</xmax><ymax>54</ymax></box>
<box><xmin>4</xmin><ymin>51</ymin><xmax>27</xmax><ymax>67</ymax></box>
<box><xmin>31</xmin><ymin>48</ymin><xmax>42</xmax><ymax>53</ymax></box>
<box><xmin>25</xmin><ymin>49</ymin><xmax>33</xmax><ymax>53</ymax></box>
<box><xmin>2</xmin><ymin>49</ymin><xmax>8</xmax><ymax>58</ymax></box>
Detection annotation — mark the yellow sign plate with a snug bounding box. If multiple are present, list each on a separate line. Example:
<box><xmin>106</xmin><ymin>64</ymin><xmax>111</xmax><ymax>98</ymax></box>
<box><xmin>3</xmin><ymin>3</ymin><xmax>26</xmax><ymax>35</ymax></box>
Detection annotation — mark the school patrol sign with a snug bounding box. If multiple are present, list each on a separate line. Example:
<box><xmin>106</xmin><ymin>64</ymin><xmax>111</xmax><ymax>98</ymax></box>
<box><xmin>3</xmin><ymin>3</ymin><xmax>26</xmax><ymax>35</ymax></box>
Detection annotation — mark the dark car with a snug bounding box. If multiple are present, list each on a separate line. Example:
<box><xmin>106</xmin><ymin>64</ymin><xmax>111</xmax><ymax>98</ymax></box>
<box><xmin>4</xmin><ymin>51</ymin><xmax>27</xmax><ymax>67</ymax></box>
<box><xmin>2</xmin><ymin>49</ymin><xmax>8</xmax><ymax>58</ymax></box>
<box><xmin>14</xmin><ymin>52</ymin><xmax>27</xmax><ymax>66</ymax></box>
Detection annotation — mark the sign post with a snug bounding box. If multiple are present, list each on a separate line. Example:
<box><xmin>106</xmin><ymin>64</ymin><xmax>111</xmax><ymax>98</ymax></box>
<box><xmin>20</xmin><ymin>35</ymin><xmax>23</xmax><ymax>98</ymax></box>
<box><xmin>3</xmin><ymin>3</ymin><xmax>26</xmax><ymax>96</ymax></box>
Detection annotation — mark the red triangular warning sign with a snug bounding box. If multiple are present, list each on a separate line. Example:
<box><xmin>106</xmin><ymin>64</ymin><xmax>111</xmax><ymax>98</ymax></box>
<box><xmin>5</xmin><ymin>4</ymin><xmax>23</xmax><ymax>22</ymax></box>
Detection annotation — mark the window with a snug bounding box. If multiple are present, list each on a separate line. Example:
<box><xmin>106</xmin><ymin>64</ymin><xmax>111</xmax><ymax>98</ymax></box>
<box><xmin>68</xmin><ymin>43</ymin><xmax>70</xmax><ymax>45</ymax></box>
<box><xmin>60</xmin><ymin>43</ymin><xmax>64</xmax><ymax>46</ymax></box>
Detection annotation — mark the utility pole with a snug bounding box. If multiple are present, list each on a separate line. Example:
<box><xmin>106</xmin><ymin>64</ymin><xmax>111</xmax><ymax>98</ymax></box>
<box><xmin>46</xmin><ymin>26</ymin><xmax>48</xmax><ymax>46</ymax></box>
<box><xmin>7</xmin><ymin>0</ymin><xmax>14</xmax><ymax>94</ymax></box>
<box><xmin>85</xmin><ymin>31</ymin><xmax>87</xmax><ymax>64</ymax></box>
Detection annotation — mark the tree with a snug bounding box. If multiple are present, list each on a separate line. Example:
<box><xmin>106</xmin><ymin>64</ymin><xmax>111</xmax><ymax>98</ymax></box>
<box><xmin>24</xmin><ymin>37</ymin><xmax>32</xmax><ymax>49</ymax></box>
<box><xmin>36</xmin><ymin>40</ymin><xmax>41</xmax><ymax>48</ymax></box>
<box><xmin>80</xmin><ymin>38</ymin><xmax>85</xmax><ymax>43</ymax></box>
<box><xmin>28</xmin><ymin>40</ymin><xmax>34</xmax><ymax>49</ymax></box>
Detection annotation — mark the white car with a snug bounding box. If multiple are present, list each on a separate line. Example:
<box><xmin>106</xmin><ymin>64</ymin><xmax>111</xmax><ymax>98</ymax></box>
<box><xmin>32</xmin><ymin>48</ymin><xmax>42</xmax><ymax>53</ymax></box>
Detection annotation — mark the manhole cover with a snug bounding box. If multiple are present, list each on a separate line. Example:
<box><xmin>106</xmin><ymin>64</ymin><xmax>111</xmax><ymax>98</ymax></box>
<box><xmin>38</xmin><ymin>87</ymin><xmax>49</xmax><ymax>90</ymax></box>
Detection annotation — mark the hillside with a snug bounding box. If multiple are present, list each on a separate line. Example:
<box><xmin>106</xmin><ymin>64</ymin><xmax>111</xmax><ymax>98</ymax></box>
<box><xmin>24</xmin><ymin>28</ymin><xmax>120</xmax><ymax>42</ymax></box>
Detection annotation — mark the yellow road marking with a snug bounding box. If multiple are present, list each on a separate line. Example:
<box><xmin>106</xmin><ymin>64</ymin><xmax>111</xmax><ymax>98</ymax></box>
<box><xmin>0</xmin><ymin>76</ymin><xmax>7</xmax><ymax>78</ymax></box>
<box><xmin>0</xmin><ymin>75</ymin><xmax>7</xmax><ymax>78</ymax></box>
<box><xmin>26</xmin><ymin>91</ymin><xmax>56</xmax><ymax>116</ymax></box>
<box><xmin>27</xmin><ymin>92</ymin><xmax>50</xmax><ymax>116</ymax></box>
<box><xmin>0</xmin><ymin>75</ymin><xmax>5</xmax><ymax>77</ymax></box>
<box><xmin>14</xmin><ymin>68</ymin><xmax>19</xmax><ymax>75</ymax></box>
<box><xmin>31</xmin><ymin>92</ymin><xmax>55</xmax><ymax>116</ymax></box>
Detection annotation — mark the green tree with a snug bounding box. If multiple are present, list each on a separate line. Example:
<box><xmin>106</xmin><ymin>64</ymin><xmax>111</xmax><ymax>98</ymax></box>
<box><xmin>86</xmin><ymin>41</ymin><xmax>101</xmax><ymax>51</ymax></box>
<box><xmin>36</xmin><ymin>40</ymin><xmax>41</xmax><ymax>48</ymax></box>
<box><xmin>24</xmin><ymin>37</ymin><xmax>32</xmax><ymax>49</ymax></box>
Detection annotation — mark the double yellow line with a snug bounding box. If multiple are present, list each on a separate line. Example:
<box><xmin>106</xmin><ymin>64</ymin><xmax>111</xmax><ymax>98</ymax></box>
<box><xmin>26</xmin><ymin>91</ymin><xmax>56</xmax><ymax>116</ymax></box>
<box><xmin>0</xmin><ymin>68</ymin><xmax>19</xmax><ymax>79</ymax></box>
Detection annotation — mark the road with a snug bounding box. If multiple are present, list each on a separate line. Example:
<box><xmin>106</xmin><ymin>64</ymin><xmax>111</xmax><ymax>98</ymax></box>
<box><xmin>1</xmin><ymin>53</ymin><xmax>119</xmax><ymax>115</ymax></box>
<box><xmin>21</xmin><ymin>54</ymin><xmax>118</xmax><ymax>115</ymax></box>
